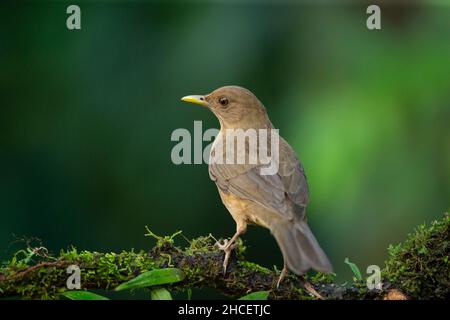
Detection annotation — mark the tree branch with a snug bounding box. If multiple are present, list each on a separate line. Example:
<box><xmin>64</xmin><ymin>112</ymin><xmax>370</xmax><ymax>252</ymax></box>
<box><xmin>0</xmin><ymin>214</ymin><xmax>448</xmax><ymax>300</ymax></box>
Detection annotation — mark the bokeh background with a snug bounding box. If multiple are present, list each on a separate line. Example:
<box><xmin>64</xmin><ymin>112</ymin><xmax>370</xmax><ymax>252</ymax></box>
<box><xmin>1</xmin><ymin>0</ymin><xmax>449</xmax><ymax>298</ymax></box>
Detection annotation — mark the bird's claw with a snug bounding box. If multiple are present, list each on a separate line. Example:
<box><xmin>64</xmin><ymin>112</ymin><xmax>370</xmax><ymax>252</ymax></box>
<box><xmin>215</xmin><ymin>239</ymin><xmax>229</xmax><ymax>251</ymax></box>
<box><xmin>215</xmin><ymin>239</ymin><xmax>237</xmax><ymax>274</ymax></box>
<box><xmin>303</xmin><ymin>280</ymin><xmax>325</xmax><ymax>300</ymax></box>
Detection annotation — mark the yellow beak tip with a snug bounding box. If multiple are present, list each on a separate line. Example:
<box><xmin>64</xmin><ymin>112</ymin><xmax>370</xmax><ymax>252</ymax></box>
<box><xmin>181</xmin><ymin>95</ymin><xmax>208</xmax><ymax>107</ymax></box>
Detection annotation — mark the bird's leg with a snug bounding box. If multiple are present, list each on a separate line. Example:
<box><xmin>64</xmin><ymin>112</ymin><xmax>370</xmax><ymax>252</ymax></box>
<box><xmin>216</xmin><ymin>232</ymin><xmax>239</xmax><ymax>274</ymax></box>
<box><xmin>216</xmin><ymin>223</ymin><xmax>246</xmax><ymax>274</ymax></box>
<box><xmin>276</xmin><ymin>263</ymin><xmax>325</xmax><ymax>300</ymax></box>
<box><xmin>301</xmin><ymin>276</ymin><xmax>325</xmax><ymax>300</ymax></box>
<box><xmin>276</xmin><ymin>263</ymin><xmax>289</xmax><ymax>289</ymax></box>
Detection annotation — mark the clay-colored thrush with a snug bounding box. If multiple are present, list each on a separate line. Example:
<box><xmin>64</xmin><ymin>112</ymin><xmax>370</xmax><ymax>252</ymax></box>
<box><xmin>181</xmin><ymin>86</ymin><xmax>332</xmax><ymax>287</ymax></box>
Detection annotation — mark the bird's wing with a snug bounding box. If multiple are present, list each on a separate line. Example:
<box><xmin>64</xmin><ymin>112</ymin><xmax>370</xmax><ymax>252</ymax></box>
<box><xmin>209</xmin><ymin>137</ymin><xmax>309</xmax><ymax>220</ymax></box>
<box><xmin>277</xmin><ymin>138</ymin><xmax>309</xmax><ymax>209</ymax></box>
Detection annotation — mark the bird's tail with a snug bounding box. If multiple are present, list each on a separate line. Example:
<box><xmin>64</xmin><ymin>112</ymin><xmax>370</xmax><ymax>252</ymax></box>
<box><xmin>271</xmin><ymin>219</ymin><xmax>333</xmax><ymax>274</ymax></box>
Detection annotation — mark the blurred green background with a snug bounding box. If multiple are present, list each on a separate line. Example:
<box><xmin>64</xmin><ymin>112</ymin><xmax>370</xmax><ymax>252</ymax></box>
<box><xmin>0</xmin><ymin>0</ymin><xmax>449</xmax><ymax>298</ymax></box>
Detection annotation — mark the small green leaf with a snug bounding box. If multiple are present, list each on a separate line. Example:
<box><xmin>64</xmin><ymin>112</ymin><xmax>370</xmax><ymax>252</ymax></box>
<box><xmin>115</xmin><ymin>268</ymin><xmax>185</xmax><ymax>291</ymax></box>
<box><xmin>61</xmin><ymin>290</ymin><xmax>109</xmax><ymax>300</ymax></box>
<box><xmin>239</xmin><ymin>291</ymin><xmax>269</xmax><ymax>300</ymax></box>
<box><xmin>344</xmin><ymin>257</ymin><xmax>363</xmax><ymax>281</ymax></box>
<box><xmin>418</xmin><ymin>246</ymin><xmax>428</xmax><ymax>254</ymax></box>
<box><xmin>150</xmin><ymin>288</ymin><xmax>172</xmax><ymax>300</ymax></box>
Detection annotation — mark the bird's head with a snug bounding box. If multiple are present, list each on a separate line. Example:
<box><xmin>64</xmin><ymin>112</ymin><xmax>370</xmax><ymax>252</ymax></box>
<box><xmin>181</xmin><ymin>86</ymin><xmax>271</xmax><ymax>129</ymax></box>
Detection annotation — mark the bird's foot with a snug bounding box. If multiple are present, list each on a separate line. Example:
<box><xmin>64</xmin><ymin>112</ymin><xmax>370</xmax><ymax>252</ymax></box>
<box><xmin>215</xmin><ymin>239</ymin><xmax>237</xmax><ymax>274</ymax></box>
<box><xmin>215</xmin><ymin>239</ymin><xmax>229</xmax><ymax>251</ymax></box>
<box><xmin>276</xmin><ymin>269</ymin><xmax>325</xmax><ymax>300</ymax></box>
<box><xmin>302</xmin><ymin>280</ymin><xmax>325</xmax><ymax>300</ymax></box>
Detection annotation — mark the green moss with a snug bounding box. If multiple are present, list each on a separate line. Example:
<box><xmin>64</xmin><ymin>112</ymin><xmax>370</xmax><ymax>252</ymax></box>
<box><xmin>238</xmin><ymin>261</ymin><xmax>271</xmax><ymax>275</ymax></box>
<box><xmin>145</xmin><ymin>227</ymin><xmax>182</xmax><ymax>256</ymax></box>
<box><xmin>384</xmin><ymin>213</ymin><xmax>450</xmax><ymax>299</ymax></box>
<box><xmin>184</xmin><ymin>235</ymin><xmax>217</xmax><ymax>255</ymax></box>
<box><xmin>309</xmin><ymin>271</ymin><xmax>336</xmax><ymax>284</ymax></box>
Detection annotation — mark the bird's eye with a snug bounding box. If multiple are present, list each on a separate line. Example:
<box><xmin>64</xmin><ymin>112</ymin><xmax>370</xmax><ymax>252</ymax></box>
<box><xmin>218</xmin><ymin>97</ymin><xmax>229</xmax><ymax>107</ymax></box>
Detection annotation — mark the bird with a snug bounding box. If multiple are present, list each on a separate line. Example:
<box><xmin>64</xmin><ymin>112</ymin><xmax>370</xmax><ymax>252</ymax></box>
<box><xmin>181</xmin><ymin>86</ymin><xmax>333</xmax><ymax>291</ymax></box>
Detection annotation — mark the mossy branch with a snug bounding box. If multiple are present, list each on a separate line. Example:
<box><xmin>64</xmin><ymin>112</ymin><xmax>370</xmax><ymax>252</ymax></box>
<box><xmin>0</xmin><ymin>214</ymin><xmax>448</xmax><ymax>300</ymax></box>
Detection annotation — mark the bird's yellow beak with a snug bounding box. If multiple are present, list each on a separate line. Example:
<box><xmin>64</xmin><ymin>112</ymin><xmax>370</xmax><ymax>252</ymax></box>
<box><xmin>181</xmin><ymin>95</ymin><xmax>208</xmax><ymax>107</ymax></box>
